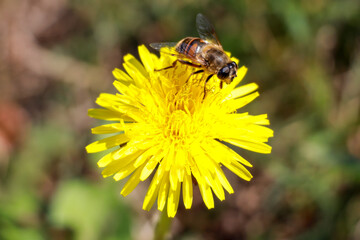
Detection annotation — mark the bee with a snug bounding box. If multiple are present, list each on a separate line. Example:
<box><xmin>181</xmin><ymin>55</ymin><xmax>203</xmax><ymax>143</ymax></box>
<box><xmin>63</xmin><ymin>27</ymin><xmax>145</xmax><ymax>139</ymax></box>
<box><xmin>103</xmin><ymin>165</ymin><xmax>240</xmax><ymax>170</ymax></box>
<box><xmin>150</xmin><ymin>13</ymin><xmax>238</xmax><ymax>90</ymax></box>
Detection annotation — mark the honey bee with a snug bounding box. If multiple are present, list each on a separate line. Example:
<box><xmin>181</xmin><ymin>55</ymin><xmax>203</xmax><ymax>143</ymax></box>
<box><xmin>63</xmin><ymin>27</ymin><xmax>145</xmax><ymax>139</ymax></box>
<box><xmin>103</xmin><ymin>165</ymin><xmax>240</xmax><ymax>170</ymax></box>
<box><xmin>150</xmin><ymin>13</ymin><xmax>238</xmax><ymax>90</ymax></box>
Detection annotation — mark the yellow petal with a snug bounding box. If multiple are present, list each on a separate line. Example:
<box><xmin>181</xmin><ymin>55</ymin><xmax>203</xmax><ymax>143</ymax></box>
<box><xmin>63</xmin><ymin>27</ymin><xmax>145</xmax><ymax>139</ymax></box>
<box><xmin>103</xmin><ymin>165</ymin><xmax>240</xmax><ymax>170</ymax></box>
<box><xmin>91</xmin><ymin>123</ymin><xmax>131</xmax><ymax>134</ymax></box>
<box><xmin>138</xmin><ymin>45</ymin><xmax>156</xmax><ymax>72</ymax></box>
<box><xmin>182</xmin><ymin>170</ymin><xmax>193</xmax><ymax>209</ymax></box>
<box><xmin>198</xmin><ymin>182</ymin><xmax>214</xmax><ymax>209</ymax></box>
<box><xmin>133</xmin><ymin>146</ymin><xmax>159</xmax><ymax>168</ymax></box>
<box><xmin>188</xmin><ymin>157</ymin><xmax>204</xmax><ymax>185</ymax></box>
<box><xmin>223</xmin><ymin>138</ymin><xmax>272</xmax><ymax>154</ymax></box>
<box><xmin>123</xmin><ymin>54</ymin><xmax>149</xmax><ymax>87</ymax></box>
<box><xmin>157</xmin><ymin>172</ymin><xmax>170</xmax><ymax>211</ymax></box>
<box><xmin>120</xmin><ymin>163</ymin><xmax>146</xmax><ymax>196</ymax></box>
<box><xmin>101</xmin><ymin>150</ymin><xmax>143</xmax><ymax>178</ymax></box>
<box><xmin>143</xmin><ymin>173</ymin><xmax>161</xmax><ymax>211</ymax></box>
<box><xmin>88</xmin><ymin>109</ymin><xmax>133</xmax><ymax>121</ymax></box>
<box><xmin>225</xmin><ymin>83</ymin><xmax>258</xmax><ymax>101</ymax></box>
<box><xmin>97</xmin><ymin>151</ymin><xmax>115</xmax><ymax>168</ymax></box>
<box><xmin>96</xmin><ymin>93</ymin><xmax>138</xmax><ymax>110</ymax></box>
<box><xmin>113</xmin><ymin>80</ymin><xmax>131</xmax><ymax>96</ymax></box>
<box><xmin>190</xmin><ymin>147</ymin><xmax>215</xmax><ymax>188</ymax></box>
<box><xmin>205</xmin><ymin>140</ymin><xmax>252</xmax><ymax>167</ymax></box>
<box><xmin>226</xmin><ymin>92</ymin><xmax>259</xmax><ymax>113</ymax></box>
<box><xmin>167</xmin><ymin>179</ymin><xmax>181</xmax><ymax>218</ymax></box>
<box><xmin>113</xmin><ymin>68</ymin><xmax>133</xmax><ymax>83</ymax></box>
<box><xmin>164</xmin><ymin>145</ymin><xmax>175</xmax><ymax>172</ymax></box>
<box><xmin>217</xmin><ymin>127</ymin><xmax>272</xmax><ymax>143</ymax></box>
<box><xmin>86</xmin><ymin>134</ymin><xmax>129</xmax><ymax>153</ymax></box>
<box><xmin>214</xmin><ymin>166</ymin><xmax>234</xmax><ymax>194</ymax></box>
<box><xmin>245</xmin><ymin>125</ymin><xmax>274</xmax><ymax>138</ymax></box>
<box><xmin>211</xmin><ymin>176</ymin><xmax>225</xmax><ymax>201</ymax></box>
<box><xmin>169</xmin><ymin>166</ymin><xmax>179</xmax><ymax>191</ymax></box>
<box><xmin>143</xmin><ymin>163</ymin><xmax>166</xmax><ymax>211</ymax></box>
<box><xmin>221</xmin><ymin>160</ymin><xmax>253</xmax><ymax>181</ymax></box>
<box><xmin>112</xmin><ymin>141</ymin><xmax>149</xmax><ymax>160</ymax></box>
<box><xmin>113</xmin><ymin>163</ymin><xmax>136</xmax><ymax>181</ymax></box>
<box><xmin>140</xmin><ymin>151</ymin><xmax>165</xmax><ymax>181</ymax></box>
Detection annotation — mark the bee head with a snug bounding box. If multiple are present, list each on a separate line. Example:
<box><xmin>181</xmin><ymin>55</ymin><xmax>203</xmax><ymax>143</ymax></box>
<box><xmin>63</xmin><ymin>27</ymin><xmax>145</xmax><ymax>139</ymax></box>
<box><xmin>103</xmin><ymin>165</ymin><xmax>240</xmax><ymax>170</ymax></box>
<box><xmin>217</xmin><ymin>61</ymin><xmax>238</xmax><ymax>84</ymax></box>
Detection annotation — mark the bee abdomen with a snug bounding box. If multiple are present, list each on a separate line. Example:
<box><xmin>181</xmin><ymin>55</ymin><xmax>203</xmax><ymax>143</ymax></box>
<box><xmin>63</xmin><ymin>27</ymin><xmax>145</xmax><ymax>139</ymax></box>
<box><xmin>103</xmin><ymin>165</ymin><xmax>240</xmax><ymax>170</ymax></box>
<box><xmin>176</xmin><ymin>37</ymin><xmax>205</xmax><ymax>59</ymax></box>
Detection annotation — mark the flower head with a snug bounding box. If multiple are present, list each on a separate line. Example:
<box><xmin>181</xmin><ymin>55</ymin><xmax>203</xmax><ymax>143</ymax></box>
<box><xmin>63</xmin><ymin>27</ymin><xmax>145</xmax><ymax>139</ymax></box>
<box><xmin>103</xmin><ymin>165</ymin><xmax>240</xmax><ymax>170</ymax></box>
<box><xmin>86</xmin><ymin>45</ymin><xmax>273</xmax><ymax>217</ymax></box>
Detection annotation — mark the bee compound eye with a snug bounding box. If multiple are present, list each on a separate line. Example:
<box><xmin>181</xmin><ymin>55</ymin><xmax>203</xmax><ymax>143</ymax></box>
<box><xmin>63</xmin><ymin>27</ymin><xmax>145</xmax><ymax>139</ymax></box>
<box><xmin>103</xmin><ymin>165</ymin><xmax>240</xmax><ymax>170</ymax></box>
<box><xmin>217</xmin><ymin>66</ymin><xmax>230</xmax><ymax>79</ymax></box>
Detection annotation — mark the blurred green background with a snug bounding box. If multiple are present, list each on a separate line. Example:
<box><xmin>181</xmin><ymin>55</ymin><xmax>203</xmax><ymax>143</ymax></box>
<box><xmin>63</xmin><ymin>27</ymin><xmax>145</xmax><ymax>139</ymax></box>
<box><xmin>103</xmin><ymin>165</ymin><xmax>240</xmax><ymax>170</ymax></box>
<box><xmin>0</xmin><ymin>0</ymin><xmax>359</xmax><ymax>239</ymax></box>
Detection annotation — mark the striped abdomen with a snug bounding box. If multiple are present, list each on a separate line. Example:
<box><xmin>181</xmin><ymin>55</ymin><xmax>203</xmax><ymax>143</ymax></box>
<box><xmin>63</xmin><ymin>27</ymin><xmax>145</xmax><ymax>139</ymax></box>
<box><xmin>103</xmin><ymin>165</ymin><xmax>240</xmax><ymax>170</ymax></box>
<box><xmin>176</xmin><ymin>37</ymin><xmax>206</xmax><ymax>59</ymax></box>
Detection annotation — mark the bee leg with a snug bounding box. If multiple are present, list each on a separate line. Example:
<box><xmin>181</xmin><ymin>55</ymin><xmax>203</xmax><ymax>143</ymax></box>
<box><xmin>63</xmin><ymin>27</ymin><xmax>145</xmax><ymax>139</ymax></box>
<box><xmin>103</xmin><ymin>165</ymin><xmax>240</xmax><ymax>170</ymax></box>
<box><xmin>220</xmin><ymin>81</ymin><xmax>223</xmax><ymax>89</ymax></box>
<box><xmin>203</xmin><ymin>74</ymin><xmax>214</xmax><ymax>99</ymax></box>
<box><xmin>185</xmin><ymin>69</ymin><xmax>204</xmax><ymax>84</ymax></box>
<box><xmin>154</xmin><ymin>59</ymin><xmax>178</xmax><ymax>71</ymax></box>
<box><xmin>155</xmin><ymin>59</ymin><xmax>202</xmax><ymax>71</ymax></box>
<box><xmin>177</xmin><ymin>59</ymin><xmax>202</xmax><ymax>68</ymax></box>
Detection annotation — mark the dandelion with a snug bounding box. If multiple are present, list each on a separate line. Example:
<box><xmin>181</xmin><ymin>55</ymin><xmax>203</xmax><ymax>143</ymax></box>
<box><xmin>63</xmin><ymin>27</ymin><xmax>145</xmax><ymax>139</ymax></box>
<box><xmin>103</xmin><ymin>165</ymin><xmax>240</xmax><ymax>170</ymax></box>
<box><xmin>86</xmin><ymin>45</ymin><xmax>273</xmax><ymax>218</ymax></box>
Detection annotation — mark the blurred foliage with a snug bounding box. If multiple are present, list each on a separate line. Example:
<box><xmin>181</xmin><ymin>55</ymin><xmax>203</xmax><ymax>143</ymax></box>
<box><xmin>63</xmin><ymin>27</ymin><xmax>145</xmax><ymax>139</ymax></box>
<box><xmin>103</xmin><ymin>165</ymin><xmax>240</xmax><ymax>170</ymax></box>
<box><xmin>0</xmin><ymin>0</ymin><xmax>359</xmax><ymax>239</ymax></box>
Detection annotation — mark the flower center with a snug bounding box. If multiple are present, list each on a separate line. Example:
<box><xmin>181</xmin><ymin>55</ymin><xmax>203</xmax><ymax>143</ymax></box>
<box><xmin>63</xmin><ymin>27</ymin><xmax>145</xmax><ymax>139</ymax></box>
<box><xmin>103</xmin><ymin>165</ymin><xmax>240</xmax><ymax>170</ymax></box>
<box><xmin>164</xmin><ymin>110</ymin><xmax>193</xmax><ymax>145</ymax></box>
<box><xmin>158</xmin><ymin>66</ymin><xmax>216</xmax><ymax>147</ymax></box>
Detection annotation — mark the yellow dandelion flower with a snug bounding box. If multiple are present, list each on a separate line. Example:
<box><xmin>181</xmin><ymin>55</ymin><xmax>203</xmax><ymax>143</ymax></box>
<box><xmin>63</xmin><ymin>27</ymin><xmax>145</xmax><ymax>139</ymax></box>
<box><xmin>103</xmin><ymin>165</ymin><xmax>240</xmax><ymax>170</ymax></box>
<box><xmin>86</xmin><ymin>45</ymin><xmax>273</xmax><ymax>218</ymax></box>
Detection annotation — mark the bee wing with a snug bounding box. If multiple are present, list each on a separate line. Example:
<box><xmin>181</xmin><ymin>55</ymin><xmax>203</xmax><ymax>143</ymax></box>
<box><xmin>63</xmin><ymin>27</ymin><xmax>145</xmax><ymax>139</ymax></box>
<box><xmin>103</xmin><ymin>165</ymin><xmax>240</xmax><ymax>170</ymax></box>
<box><xmin>196</xmin><ymin>13</ymin><xmax>222</xmax><ymax>48</ymax></box>
<box><xmin>150</xmin><ymin>42</ymin><xmax>206</xmax><ymax>66</ymax></box>
<box><xmin>150</xmin><ymin>42</ymin><xmax>192</xmax><ymax>59</ymax></box>
<box><xmin>149</xmin><ymin>42</ymin><xmax>183</xmax><ymax>58</ymax></box>
<box><xmin>150</xmin><ymin>42</ymin><xmax>177</xmax><ymax>51</ymax></box>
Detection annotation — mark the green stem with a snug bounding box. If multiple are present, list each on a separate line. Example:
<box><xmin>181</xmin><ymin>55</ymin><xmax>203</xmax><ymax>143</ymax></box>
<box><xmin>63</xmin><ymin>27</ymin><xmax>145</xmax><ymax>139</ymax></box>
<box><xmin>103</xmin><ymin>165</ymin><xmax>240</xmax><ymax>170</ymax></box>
<box><xmin>153</xmin><ymin>211</ymin><xmax>173</xmax><ymax>240</ymax></box>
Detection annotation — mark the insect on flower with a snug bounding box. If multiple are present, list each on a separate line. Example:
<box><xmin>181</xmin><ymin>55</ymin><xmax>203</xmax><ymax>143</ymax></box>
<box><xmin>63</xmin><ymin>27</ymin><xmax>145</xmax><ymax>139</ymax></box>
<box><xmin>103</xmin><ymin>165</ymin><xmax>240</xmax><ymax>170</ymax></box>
<box><xmin>150</xmin><ymin>13</ymin><xmax>238</xmax><ymax>91</ymax></box>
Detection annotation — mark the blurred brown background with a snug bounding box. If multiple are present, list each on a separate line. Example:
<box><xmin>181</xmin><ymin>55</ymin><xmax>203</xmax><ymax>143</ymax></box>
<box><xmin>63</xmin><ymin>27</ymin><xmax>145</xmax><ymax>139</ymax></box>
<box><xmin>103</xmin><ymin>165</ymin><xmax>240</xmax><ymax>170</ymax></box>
<box><xmin>0</xmin><ymin>0</ymin><xmax>359</xmax><ymax>239</ymax></box>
